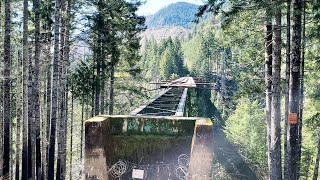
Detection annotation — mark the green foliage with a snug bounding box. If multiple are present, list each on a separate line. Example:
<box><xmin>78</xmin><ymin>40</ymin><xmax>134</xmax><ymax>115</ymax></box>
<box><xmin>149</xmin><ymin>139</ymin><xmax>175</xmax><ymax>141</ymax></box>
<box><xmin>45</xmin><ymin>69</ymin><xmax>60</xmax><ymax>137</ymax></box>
<box><xmin>69</xmin><ymin>0</ymin><xmax>146</xmax><ymax>111</ymax></box>
<box><xmin>86</xmin><ymin>0</ymin><xmax>145</xmax><ymax>68</ymax></box>
<box><xmin>142</xmin><ymin>37</ymin><xmax>187</xmax><ymax>80</ymax></box>
<box><xmin>299</xmin><ymin>128</ymin><xmax>318</xmax><ymax>179</ymax></box>
<box><xmin>159</xmin><ymin>48</ymin><xmax>175</xmax><ymax>79</ymax></box>
<box><xmin>224</xmin><ymin>97</ymin><xmax>268</xmax><ymax>176</ymax></box>
<box><xmin>69</xmin><ymin>59</ymin><xmax>94</xmax><ymax>99</ymax></box>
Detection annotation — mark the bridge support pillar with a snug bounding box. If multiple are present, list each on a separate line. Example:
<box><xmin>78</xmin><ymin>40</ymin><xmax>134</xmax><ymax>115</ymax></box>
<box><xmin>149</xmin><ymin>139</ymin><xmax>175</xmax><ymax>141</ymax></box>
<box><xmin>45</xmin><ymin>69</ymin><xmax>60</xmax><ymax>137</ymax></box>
<box><xmin>84</xmin><ymin>120</ymin><xmax>109</xmax><ymax>180</ymax></box>
<box><xmin>188</xmin><ymin>119</ymin><xmax>214</xmax><ymax>180</ymax></box>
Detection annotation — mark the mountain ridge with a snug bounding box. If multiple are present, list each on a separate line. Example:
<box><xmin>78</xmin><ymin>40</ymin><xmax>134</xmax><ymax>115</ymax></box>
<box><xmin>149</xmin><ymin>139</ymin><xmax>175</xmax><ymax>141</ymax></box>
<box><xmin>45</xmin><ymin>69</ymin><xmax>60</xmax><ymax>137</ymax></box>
<box><xmin>145</xmin><ymin>2</ymin><xmax>199</xmax><ymax>29</ymax></box>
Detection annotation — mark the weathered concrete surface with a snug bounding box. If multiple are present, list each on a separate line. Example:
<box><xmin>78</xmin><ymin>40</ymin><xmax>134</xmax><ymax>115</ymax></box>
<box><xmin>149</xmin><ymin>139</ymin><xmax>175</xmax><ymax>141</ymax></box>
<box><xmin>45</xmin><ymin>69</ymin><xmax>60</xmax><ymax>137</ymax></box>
<box><xmin>84</xmin><ymin>116</ymin><xmax>213</xmax><ymax>180</ymax></box>
<box><xmin>85</xmin><ymin>121</ymin><xmax>109</xmax><ymax>180</ymax></box>
<box><xmin>188</xmin><ymin>119</ymin><xmax>213</xmax><ymax>180</ymax></box>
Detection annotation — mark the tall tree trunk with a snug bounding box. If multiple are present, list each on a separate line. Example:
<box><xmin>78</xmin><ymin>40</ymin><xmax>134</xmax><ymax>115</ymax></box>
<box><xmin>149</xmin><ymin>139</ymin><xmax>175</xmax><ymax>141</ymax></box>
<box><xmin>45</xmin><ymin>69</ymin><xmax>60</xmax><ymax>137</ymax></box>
<box><xmin>57</xmin><ymin>1</ymin><xmax>70</xmax><ymax>177</ymax></box>
<box><xmin>16</xmin><ymin>51</ymin><xmax>23</xmax><ymax>180</ymax></box>
<box><xmin>95</xmin><ymin>68</ymin><xmax>101</xmax><ymax>116</ymax></box>
<box><xmin>100</xmin><ymin>72</ymin><xmax>105</xmax><ymax>114</ymax></box>
<box><xmin>313</xmin><ymin>139</ymin><xmax>320</xmax><ymax>180</ymax></box>
<box><xmin>21</xmin><ymin>0</ymin><xmax>29</xmax><ymax>178</ymax></box>
<box><xmin>287</xmin><ymin>0</ymin><xmax>303</xmax><ymax>179</ymax></box>
<box><xmin>33</xmin><ymin>0</ymin><xmax>42</xmax><ymax>178</ymax></box>
<box><xmin>91</xmin><ymin>69</ymin><xmax>95</xmax><ymax>117</ymax></box>
<box><xmin>85</xmin><ymin>94</ymin><xmax>89</xmax><ymax>120</ymax></box>
<box><xmin>265</xmin><ymin>7</ymin><xmax>273</xmax><ymax>176</ymax></box>
<box><xmin>48</xmin><ymin>0</ymin><xmax>61</xmax><ymax>179</ymax></box>
<box><xmin>40</xmin><ymin>35</ymin><xmax>48</xmax><ymax>180</ymax></box>
<box><xmin>284</xmin><ymin>0</ymin><xmax>291</xmax><ymax>179</ymax></box>
<box><xmin>42</xmin><ymin>27</ymin><xmax>51</xmax><ymax>179</ymax></box>
<box><xmin>80</xmin><ymin>94</ymin><xmax>84</xmax><ymax>169</ymax></box>
<box><xmin>105</xmin><ymin>81</ymin><xmax>108</xmax><ymax>114</ymax></box>
<box><xmin>297</xmin><ymin>1</ymin><xmax>306</xmax><ymax>177</ymax></box>
<box><xmin>270</xmin><ymin>0</ymin><xmax>282</xmax><ymax>179</ymax></box>
<box><xmin>64</xmin><ymin>2</ymin><xmax>71</xmax><ymax>178</ymax></box>
<box><xmin>2</xmin><ymin>0</ymin><xmax>11</xmax><ymax>178</ymax></box>
<box><xmin>28</xmin><ymin>47</ymin><xmax>35</xmax><ymax>180</ymax></box>
<box><xmin>10</xmin><ymin>52</ymin><xmax>13</xmax><ymax>179</ymax></box>
<box><xmin>56</xmin><ymin>0</ymin><xmax>67</xmax><ymax>178</ymax></box>
<box><xmin>45</xmin><ymin>28</ymin><xmax>52</xmax><ymax>180</ymax></box>
<box><xmin>108</xmin><ymin>65</ymin><xmax>115</xmax><ymax>115</ymax></box>
<box><xmin>0</xmin><ymin>0</ymin><xmax>3</xmax><ymax>177</ymax></box>
<box><xmin>0</xmin><ymin>0</ymin><xmax>3</xmax><ymax>175</ymax></box>
<box><xmin>69</xmin><ymin>84</ymin><xmax>74</xmax><ymax>180</ymax></box>
<box><xmin>95</xmin><ymin>38</ymin><xmax>101</xmax><ymax>116</ymax></box>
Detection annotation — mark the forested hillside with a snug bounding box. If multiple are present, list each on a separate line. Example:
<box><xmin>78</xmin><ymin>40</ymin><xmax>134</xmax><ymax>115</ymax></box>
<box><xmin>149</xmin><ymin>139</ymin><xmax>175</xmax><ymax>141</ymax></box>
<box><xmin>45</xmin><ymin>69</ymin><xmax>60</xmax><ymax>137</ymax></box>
<box><xmin>0</xmin><ymin>0</ymin><xmax>320</xmax><ymax>179</ymax></box>
<box><xmin>145</xmin><ymin>2</ymin><xmax>199</xmax><ymax>28</ymax></box>
<box><xmin>140</xmin><ymin>2</ymin><xmax>200</xmax><ymax>47</ymax></box>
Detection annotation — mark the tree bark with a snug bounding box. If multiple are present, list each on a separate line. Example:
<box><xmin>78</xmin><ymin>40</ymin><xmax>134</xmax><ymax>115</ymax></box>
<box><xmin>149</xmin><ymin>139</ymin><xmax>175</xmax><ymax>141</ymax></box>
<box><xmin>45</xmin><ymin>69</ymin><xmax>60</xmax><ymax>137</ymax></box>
<box><xmin>64</xmin><ymin>2</ymin><xmax>71</xmax><ymax>179</ymax></box>
<box><xmin>100</xmin><ymin>43</ymin><xmax>106</xmax><ymax>114</ymax></box>
<box><xmin>45</xmin><ymin>27</ymin><xmax>52</xmax><ymax>180</ymax></box>
<box><xmin>297</xmin><ymin>1</ymin><xmax>306</xmax><ymax>177</ymax></box>
<box><xmin>43</xmin><ymin>19</ymin><xmax>52</xmax><ymax>180</ymax></box>
<box><xmin>33</xmin><ymin>0</ymin><xmax>42</xmax><ymax>178</ymax></box>
<box><xmin>0</xmin><ymin>0</ymin><xmax>3</xmax><ymax>177</ymax></box>
<box><xmin>2</xmin><ymin>0</ymin><xmax>11</xmax><ymax>178</ymax></box>
<box><xmin>95</xmin><ymin>37</ymin><xmax>102</xmax><ymax>116</ymax></box>
<box><xmin>48</xmin><ymin>0</ymin><xmax>61</xmax><ymax>179</ymax></box>
<box><xmin>85</xmin><ymin>94</ymin><xmax>89</xmax><ymax>120</ymax></box>
<box><xmin>284</xmin><ymin>0</ymin><xmax>291</xmax><ymax>179</ymax></box>
<box><xmin>56</xmin><ymin>0</ymin><xmax>67</xmax><ymax>178</ymax></box>
<box><xmin>16</xmin><ymin>51</ymin><xmax>23</xmax><ymax>180</ymax></box>
<box><xmin>80</xmin><ymin>94</ymin><xmax>84</xmax><ymax>167</ymax></box>
<box><xmin>265</xmin><ymin>7</ymin><xmax>273</xmax><ymax>176</ymax></box>
<box><xmin>100</xmin><ymin>75</ymin><xmax>105</xmax><ymax>114</ymax></box>
<box><xmin>270</xmin><ymin>0</ymin><xmax>282</xmax><ymax>179</ymax></box>
<box><xmin>313</xmin><ymin>139</ymin><xmax>320</xmax><ymax>180</ymax></box>
<box><xmin>28</xmin><ymin>47</ymin><xmax>35</xmax><ymax>180</ymax></box>
<box><xmin>287</xmin><ymin>0</ymin><xmax>303</xmax><ymax>179</ymax></box>
<box><xmin>108</xmin><ymin>64</ymin><xmax>115</xmax><ymax>115</ymax></box>
<box><xmin>21</xmin><ymin>0</ymin><xmax>29</xmax><ymax>178</ymax></box>
<box><xmin>105</xmin><ymin>81</ymin><xmax>109</xmax><ymax>114</ymax></box>
<box><xmin>91</xmin><ymin>67</ymin><xmax>95</xmax><ymax>117</ymax></box>
<box><xmin>69</xmin><ymin>84</ymin><xmax>74</xmax><ymax>180</ymax></box>
<box><xmin>58</xmin><ymin>0</ymin><xmax>71</xmax><ymax>177</ymax></box>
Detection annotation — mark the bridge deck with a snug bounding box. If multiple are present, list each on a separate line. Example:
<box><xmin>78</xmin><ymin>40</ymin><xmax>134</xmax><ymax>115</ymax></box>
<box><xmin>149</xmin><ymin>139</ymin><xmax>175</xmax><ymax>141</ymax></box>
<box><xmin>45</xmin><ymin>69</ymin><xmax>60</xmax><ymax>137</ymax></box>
<box><xmin>130</xmin><ymin>88</ymin><xmax>185</xmax><ymax>116</ymax></box>
<box><xmin>131</xmin><ymin>77</ymin><xmax>213</xmax><ymax>117</ymax></box>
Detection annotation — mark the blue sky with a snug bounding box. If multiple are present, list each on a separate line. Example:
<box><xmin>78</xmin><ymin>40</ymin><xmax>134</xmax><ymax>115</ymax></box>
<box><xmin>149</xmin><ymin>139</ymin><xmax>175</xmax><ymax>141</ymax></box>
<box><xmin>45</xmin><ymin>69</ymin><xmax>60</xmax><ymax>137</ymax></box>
<box><xmin>137</xmin><ymin>0</ymin><xmax>205</xmax><ymax>15</ymax></box>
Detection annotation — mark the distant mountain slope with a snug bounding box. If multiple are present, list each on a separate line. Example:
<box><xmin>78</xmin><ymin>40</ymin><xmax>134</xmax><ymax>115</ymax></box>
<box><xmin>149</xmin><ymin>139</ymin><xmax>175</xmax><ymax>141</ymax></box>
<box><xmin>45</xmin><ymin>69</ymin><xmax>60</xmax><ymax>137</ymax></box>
<box><xmin>140</xmin><ymin>26</ymin><xmax>190</xmax><ymax>51</ymax></box>
<box><xmin>145</xmin><ymin>2</ymin><xmax>199</xmax><ymax>29</ymax></box>
<box><xmin>140</xmin><ymin>26</ymin><xmax>190</xmax><ymax>43</ymax></box>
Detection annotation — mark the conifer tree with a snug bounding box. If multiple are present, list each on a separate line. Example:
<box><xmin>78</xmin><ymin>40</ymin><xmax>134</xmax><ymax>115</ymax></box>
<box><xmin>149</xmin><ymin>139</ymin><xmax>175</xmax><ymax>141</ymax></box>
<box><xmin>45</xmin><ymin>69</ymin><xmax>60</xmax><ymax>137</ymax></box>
<box><xmin>48</xmin><ymin>0</ymin><xmax>61</xmax><ymax>179</ymax></box>
<box><xmin>287</xmin><ymin>0</ymin><xmax>303</xmax><ymax>178</ymax></box>
<box><xmin>2</xmin><ymin>0</ymin><xmax>11</xmax><ymax>178</ymax></box>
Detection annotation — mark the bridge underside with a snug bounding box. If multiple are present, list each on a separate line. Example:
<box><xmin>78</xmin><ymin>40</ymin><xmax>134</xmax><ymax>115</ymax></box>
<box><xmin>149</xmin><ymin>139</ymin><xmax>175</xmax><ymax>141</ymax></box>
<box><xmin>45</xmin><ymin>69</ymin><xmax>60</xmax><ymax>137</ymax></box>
<box><xmin>84</xmin><ymin>77</ymin><xmax>214</xmax><ymax>180</ymax></box>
